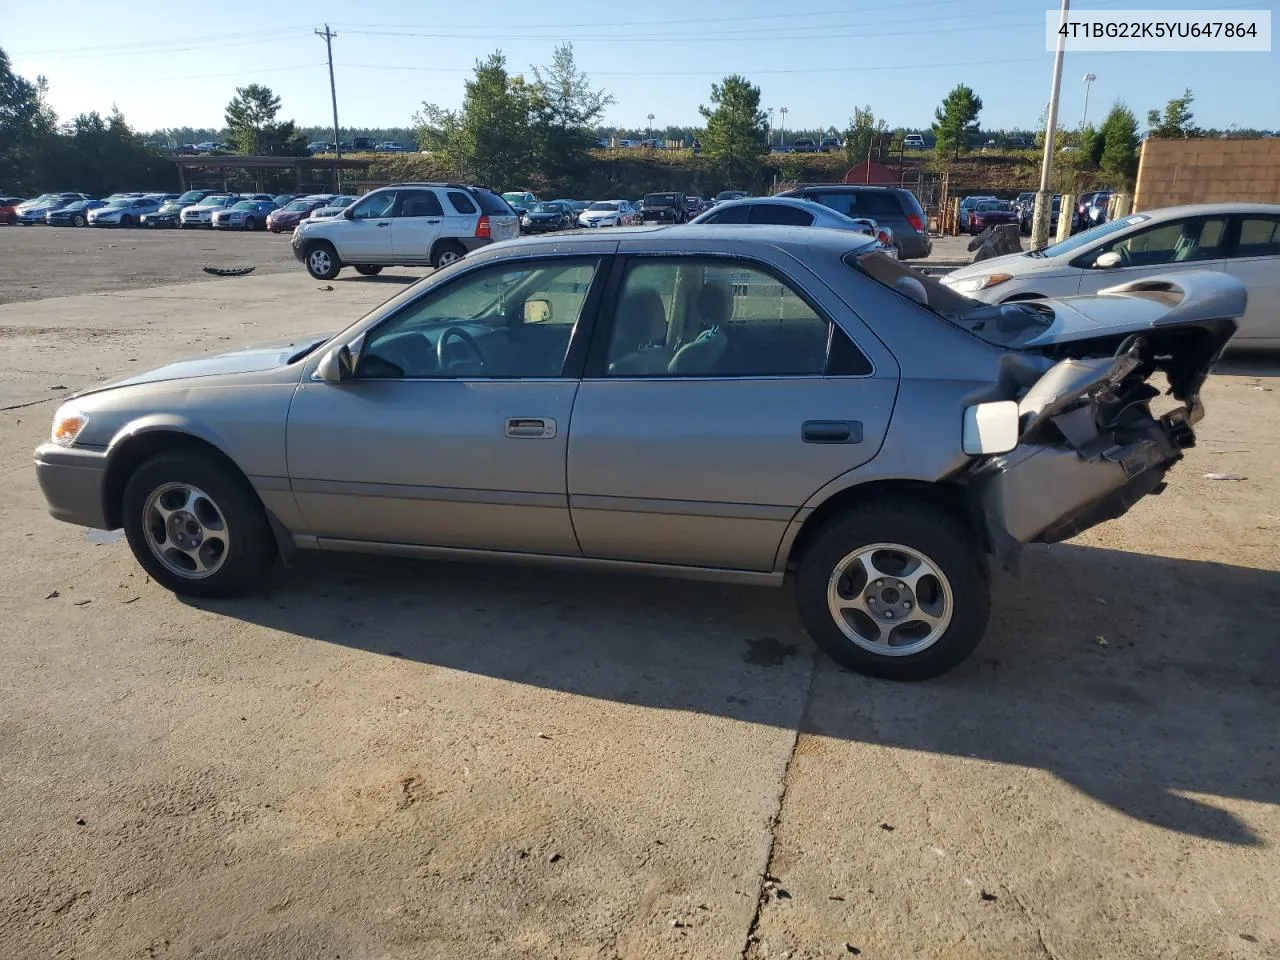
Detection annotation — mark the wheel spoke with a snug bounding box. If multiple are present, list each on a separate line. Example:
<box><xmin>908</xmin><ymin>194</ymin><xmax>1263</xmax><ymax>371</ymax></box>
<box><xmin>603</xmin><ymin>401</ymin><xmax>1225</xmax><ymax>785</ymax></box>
<box><xmin>859</xmin><ymin>553</ymin><xmax>894</xmax><ymax>585</ymax></box>
<box><xmin>834</xmin><ymin>592</ymin><xmax>873</xmax><ymax>616</ymax></box>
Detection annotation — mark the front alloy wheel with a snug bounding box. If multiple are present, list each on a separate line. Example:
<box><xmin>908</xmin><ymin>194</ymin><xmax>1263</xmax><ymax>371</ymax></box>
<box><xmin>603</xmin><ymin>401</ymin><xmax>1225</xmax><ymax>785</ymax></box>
<box><xmin>305</xmin><ymin>243</ymin><xmax>341</xmax><ymax>280</ymax></box>
<box><xmin>142</xmin><ymin>482</ymin><xmax>230</xmax><ymax>579</ymax></box>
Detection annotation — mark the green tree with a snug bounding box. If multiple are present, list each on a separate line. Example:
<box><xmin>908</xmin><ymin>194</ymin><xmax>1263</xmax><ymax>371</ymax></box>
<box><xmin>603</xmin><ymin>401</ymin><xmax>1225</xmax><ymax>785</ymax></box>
<box><xmin>932</xmin><ymin>83</ymin><xmax>983</xmax><ymax>159</ymax></box>
<box><xmin>1100</xmin><ymin>101</ymin><xmax>1140</xmax><ymax>187</ymax></box>
<box><xmin>1079</xmin><ymin>123</ymin><xmax>1104</xmax><ymax>166</ymax></box>
<box><xmin>224</xmin><ymin>84</ymin><xmax>306</xmax><ymax>155</ymax></box>
<box><xmin>415</xmin><ymin>52</ymin><xmax>536</xmax><ymax>187</ymax></box>
<box><xmin>698</xmin><ymin>74</ymin><xmax>768</xmax><ymax>188</ymax></box>
<box><xmin>1147</xmin><ymin>88</ymin><xmax>1197</xmax><ymax>138</ymax></box>
<box><xmin>843</xmin><ymin>105</ymin><xmax>888</xmax><ymax>163</ymax></box>
<box><xmin>0</xmin><ymin>47</ymin><xmax>57</xmax><ymax>193</ymax></box>
<box><xmin>529</xmin><ymin>43</ymin><xmax>614</xmax><ymax>193</ymax></box>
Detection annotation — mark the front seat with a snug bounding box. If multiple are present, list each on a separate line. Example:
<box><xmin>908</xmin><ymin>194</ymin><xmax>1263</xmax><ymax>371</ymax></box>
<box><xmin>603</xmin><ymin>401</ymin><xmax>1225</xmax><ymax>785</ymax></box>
<box><xmin>607</xmin><ymin>287</ymin><xmax>671</xmax><ymax>375</ymax></box>
<box><xmin>668</xmin><ymin>281</ymin><xmax>731</xmax><ymax>374</ymax></box>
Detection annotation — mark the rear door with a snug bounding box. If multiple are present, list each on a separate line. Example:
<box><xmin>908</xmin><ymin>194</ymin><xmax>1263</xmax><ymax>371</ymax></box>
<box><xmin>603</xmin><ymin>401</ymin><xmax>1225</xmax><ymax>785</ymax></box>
<box><xmin>1073</xmin><ymin>214</ymin><xmax>1228</xmax><ymax>296</ymax></box>
<box><xmin>389</xmin><ymin>188</ymin><xmax>444</xmax><ymax>263</ymax></box>
<box><xmin>1222</xmin><ymin>213</ymin><xmax>1280</xmax><ymax>345</ymax></box>
<box><xmin>566</xmin><ymin>253</ymin><xmax>898</xmax><ymax>573</ymax></box>
<box><xmin>472</xmin><ymin>189</ymin><xmax>521</xmax><ymax>241</ymax></box>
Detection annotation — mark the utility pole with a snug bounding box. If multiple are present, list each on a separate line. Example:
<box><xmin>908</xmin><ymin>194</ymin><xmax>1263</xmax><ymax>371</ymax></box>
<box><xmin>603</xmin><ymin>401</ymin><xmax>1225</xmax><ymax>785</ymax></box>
<box><xmin>1081</xmin><ymin>72</ymin><xmax>1096</xmax><ymax>130</ymax></box>
<box><xmin>1031</xmin><ymin>0</ymin><xmax>1070</xmax><ymax>250</ymax></box>
<box><xmin>779</xmin><ymin>106</ymin><xmax>788</xmax><ymax>148</ymax></box>
<box><xmin>647</xmin><ymin>113</ymin><xmax>654</xmax><ymax>141</ymax></box>
<box><xmin>316</xmin><ymin>24</ymin><xmax>342</xmax><ymax>192</ymax></box>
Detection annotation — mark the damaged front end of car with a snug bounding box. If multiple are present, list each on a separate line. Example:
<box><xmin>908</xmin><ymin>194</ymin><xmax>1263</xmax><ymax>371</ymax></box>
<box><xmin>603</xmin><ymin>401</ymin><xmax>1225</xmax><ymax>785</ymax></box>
<box><xmin>962</xmin><ymin>273</ymin><xmax>1243</xmax><ymax>568</ymax></box>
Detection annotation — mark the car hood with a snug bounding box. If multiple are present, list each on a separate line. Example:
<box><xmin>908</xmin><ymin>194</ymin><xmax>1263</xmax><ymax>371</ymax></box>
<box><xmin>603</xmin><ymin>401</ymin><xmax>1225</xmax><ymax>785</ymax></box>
<box><xmin>526</xmin><ymin>211</ymin><xmax>561</xmax><ymax>219</ymax></box>
<box><xmin>944</xmin><ymin>250</ymin><xmax>1048</xmax><ymax>280</ymax></box>
<box><xmin>73</xmin><ymin>335</ymin><xmax>331</xmax><ymax>398</ymax></box>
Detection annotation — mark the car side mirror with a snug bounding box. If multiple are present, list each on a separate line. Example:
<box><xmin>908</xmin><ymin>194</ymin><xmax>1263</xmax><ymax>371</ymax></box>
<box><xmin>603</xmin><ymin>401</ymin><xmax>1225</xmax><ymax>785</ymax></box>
<box><xmin>316</xmin><ymin>344</ymin><xmax>353</xmax><ymax>383</ymax></box>
<box><xmin>524</xmin><ymin>298</ymin><xmax>553</xmax><ymax>323</ymax></box>
<box><xmin>1094</xmin><ymin>251</ymin><xmax>1122</xmax><ymax>269</ymax></box>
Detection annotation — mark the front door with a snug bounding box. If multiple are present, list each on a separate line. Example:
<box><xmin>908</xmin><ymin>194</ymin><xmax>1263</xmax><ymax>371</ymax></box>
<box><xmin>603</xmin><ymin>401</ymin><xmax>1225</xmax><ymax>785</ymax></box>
<box><xmin>340</xmin><ymin>189</ymin><xmax>399</xmax><ymax>262</ymax></box>
<box><xmin>567</xmin><ymin>255</ymin><xmax>898</xmax><ymax>573</ymax></box>
<box><xmin>1074</xmin><ymin>214</ymin><xmax>1228</xmax><ymax>295</ymax></box>
<box><xmin>287</xmin><ymin>255</ymin><xmax>606</xmax><ymax>555</ymax></box>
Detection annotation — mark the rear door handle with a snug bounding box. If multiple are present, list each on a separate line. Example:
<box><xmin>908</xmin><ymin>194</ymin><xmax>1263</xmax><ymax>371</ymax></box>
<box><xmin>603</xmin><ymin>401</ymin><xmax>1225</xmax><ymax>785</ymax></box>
<box><xmin>376</xmin><ymin>220</ymin><xmax>390</xmax><ymax>227</ymax></box>
<box><xmin>505</xmin><ymin>417</ymin><xmax>558</xmax><ymax>439</ymax></box>
<box><xmin>802</xmin><ymin>420</ymin><xmax>862</xmax><ymax>444</ymax></box>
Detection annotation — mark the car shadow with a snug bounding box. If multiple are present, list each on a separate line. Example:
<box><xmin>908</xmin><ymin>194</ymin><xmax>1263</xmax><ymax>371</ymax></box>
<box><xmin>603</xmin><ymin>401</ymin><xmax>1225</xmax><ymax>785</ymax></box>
<box><xmin>188</xmin><ymin>541</ymin><xmax>1279</xmax><ymax>846</ymax></box>
<box><xmin>338</xmin><ymin>274</ymin><xmax>420</xmax><ymax>285</ymax></box>
<box><xmin>1216</xmin><ymin>350</ymin><xmax>1280</xmax><ymax>378</ymax></box>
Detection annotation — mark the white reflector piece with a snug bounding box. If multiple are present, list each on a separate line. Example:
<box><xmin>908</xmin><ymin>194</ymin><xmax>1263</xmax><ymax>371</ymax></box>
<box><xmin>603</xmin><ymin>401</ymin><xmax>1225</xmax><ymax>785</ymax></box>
<box><xmin>963</xmin><ymin>401</ymin><xmax>1020</xmax><ymax>455</ymax></box>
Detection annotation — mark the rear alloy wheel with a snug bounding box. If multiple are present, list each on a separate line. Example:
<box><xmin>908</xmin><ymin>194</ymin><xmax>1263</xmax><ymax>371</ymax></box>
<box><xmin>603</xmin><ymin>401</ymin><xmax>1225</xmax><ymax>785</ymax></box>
<box><xmin>354</xmin><ymin>264</ymin><xmax>383</xmax><ymax>276</ymax></box>
<box><xmin>795</xmin><ymin>499</ymin><xmax>990</xmax><ymax>680</ymax></box>
<box><xmin>305</xmin><ymin>242</ymin><xmax>341</xmax><ymax>280</ymax></box>
<box><xmin>72</xmin><ymin>214</ymin><xmax>85</xmax><ymax>227</ymax></box>
<box><xmin>431</xmin><ymin>241</ymin><xmax>465</xmax><ymax>270</ymax></box>
<box><xmin>122</xmin><ymin>451</ymin><xmax>277</xmax><ymax>598</ymax></box>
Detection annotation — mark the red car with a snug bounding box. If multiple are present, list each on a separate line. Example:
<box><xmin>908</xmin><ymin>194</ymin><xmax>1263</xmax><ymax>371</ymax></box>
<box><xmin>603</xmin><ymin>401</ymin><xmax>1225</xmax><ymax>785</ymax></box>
<box><xmin>0</xmin><ymin>197</ymin><xmax>24</xmax><ymax>225</ymax></box>
<box><xmin>968</xmin><ymin>199</ymin><xmax>1018</xmax><ymax>234</ymax></box>
<box><xmin>266</xmin><ymin>196</ymin><xmax>334</xmax><ymax>233</ymax></box>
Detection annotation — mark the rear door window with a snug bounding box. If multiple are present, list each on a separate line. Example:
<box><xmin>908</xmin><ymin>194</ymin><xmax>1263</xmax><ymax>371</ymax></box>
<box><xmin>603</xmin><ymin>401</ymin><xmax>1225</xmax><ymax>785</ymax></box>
<box><xmin>395</xmin><ymin>190</ymin><xmax>443</xmax><ymax>218</ymax></box>
<box><xmin>472</xmin><ymin>189</ymin><xmax>516</xmax><ymax>215</ymax></box>
<box><xmin>704</xmin><ymin>204</ymin><xmax>749</xmax><ymax>224</ymax></box>
<box><xmin>1233</xmin><ymin>216</ymin><xmax>1280</xmax><ymax>258</ymax></box>
<box><xmin>749</xmin><ymin>204</ymin><xmax>814</xmax><ymax>226</ymax></box>
<box><xmin>807</xmin><ymin>191</ymin><xmax>902</xmax><ymax>218</ymax></box>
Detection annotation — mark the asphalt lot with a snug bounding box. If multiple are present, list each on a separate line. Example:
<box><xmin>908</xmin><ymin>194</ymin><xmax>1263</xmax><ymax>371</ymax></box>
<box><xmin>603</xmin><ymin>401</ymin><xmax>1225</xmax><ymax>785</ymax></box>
<box><xmin>0</xmin><ymin>228</ymin><xmax>1277</xmax><ymax>959</ymax></box>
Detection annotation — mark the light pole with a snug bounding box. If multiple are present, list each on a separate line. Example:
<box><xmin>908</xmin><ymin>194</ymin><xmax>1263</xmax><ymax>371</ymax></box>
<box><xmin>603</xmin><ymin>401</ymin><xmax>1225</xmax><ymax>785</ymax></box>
<box><xmin>779</xmin><ymin>106</ymin><xmax>789</xmax><ymax>148</ymax></box>
<box><xmin>647</xmin><ymin>113</ymin><xmax>654</xmax><ymax>142</ymax></box>
<box><xmin>1032</xmin><ymin>0</ymin><xmax>1070</xmax><ymax>250</ymax></box>
<box><xmin>1081</xmin><ymin>72</ymin><xmax>1096</xmax><ymax>130</ymax></box>
<box><xmin>768</xmin><ymin>107</ymin><xmax>775</xmax><ymax>146</ymax></box>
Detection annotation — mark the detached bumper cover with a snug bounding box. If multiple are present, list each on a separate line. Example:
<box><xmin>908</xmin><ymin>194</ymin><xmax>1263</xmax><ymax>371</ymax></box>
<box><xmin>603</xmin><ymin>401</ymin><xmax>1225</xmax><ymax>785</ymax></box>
<box><xmin>34</xmin><ymin>443</ymin><xmax>110</xmax><ymax>529</ymax></box>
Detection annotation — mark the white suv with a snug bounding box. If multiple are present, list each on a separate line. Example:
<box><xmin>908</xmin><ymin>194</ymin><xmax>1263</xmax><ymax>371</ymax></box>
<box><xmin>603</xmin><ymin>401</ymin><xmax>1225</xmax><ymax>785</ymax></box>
<box><xmin>291</xmin><ymin>183</ymin><xmax>520</xmax><ymax>279</ymax></box>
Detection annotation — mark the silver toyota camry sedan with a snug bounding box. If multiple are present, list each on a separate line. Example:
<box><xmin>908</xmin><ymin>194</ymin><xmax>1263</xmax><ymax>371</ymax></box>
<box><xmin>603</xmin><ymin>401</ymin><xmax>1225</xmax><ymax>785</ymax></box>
<box><xmin>34</xmin><ymin>225</ymin><xmax>1244</xmax><ymax>679</ymax></box>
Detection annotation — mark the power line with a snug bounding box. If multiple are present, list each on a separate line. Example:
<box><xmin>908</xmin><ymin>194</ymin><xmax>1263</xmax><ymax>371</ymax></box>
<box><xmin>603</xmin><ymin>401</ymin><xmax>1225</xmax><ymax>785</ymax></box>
<box><xmin>10</xmin><ymin>27</ymin><xmax>311</xmax><ymax>59</ymax></box>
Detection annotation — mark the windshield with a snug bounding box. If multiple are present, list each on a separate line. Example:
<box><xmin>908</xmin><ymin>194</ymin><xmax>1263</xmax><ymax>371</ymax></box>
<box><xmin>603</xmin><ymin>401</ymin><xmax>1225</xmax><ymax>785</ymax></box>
<box><xmin>197</xmin><ymin>196</ymin><xmax>230</xmax><ymax>206</ymax></box>
<box><xmin>176</xmin><ymin>191</ymin><xmax>204</xmax><ymax>203</ymax></box>
<box><xmin>974</xmin><ymin>201</ymin><xmax>1008</xmax><ymax>212</ymax></box>
<box><xmin>530</xmin><ymin>203</ymin><xmax>560</xmax><ymax>213</ymax></box>
<box><xmin>846</xmin><ymin>249</ymin><xmax>1054</xmax><ymax>347</ymax></box>
<box><xmin>284</xmin><ymin>200</ymin><xmax>312</xmax><ymax>212</ymax></box>
<box><xmin>104</xmin><ymin>199</ymin><xmax>131</xmax><ymax>208</ymax></box>
<box><xmin>1038</xmin><ymin>214</ymin><xmax>1150</xmax><ymax>257</ymax></box>
<box><xmin>502</xmin><ymin>192</ymin><xmax>527</xmax><ymax>202</ymax></box>
<box><xmin>588</xmin><ymin>201</ymin><xmax>619</xmax><ymax>211</ymax></box>
<box><xmin>644</xmin><ymin>194</ymin><xmax>677</xmax><ymax>205</ymax></box>
<box><xmin>232</xmin><ymin>200</ymin><xmax>256</xmax><ymax>210</ymax></box>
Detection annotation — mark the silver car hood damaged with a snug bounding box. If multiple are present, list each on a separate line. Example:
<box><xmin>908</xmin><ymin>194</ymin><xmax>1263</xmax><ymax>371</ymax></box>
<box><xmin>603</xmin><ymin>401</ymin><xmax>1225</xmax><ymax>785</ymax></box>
<box><xmin>73</xmin><ymin>334</ymin><xmax>332</xmax><ymax>398</ymax></box>
<box><xmin>968</xmin><ymin>273</ymin><xmax>1243</xmax><ymax>567</ymax></box>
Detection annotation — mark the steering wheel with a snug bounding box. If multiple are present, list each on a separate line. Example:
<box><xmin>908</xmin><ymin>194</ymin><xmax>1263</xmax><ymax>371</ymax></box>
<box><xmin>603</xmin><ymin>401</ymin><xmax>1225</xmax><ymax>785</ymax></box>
<box><xmin>437</xmin><ymin>326</ymin><xmax>487</xmax><ymax>371</ymax></box>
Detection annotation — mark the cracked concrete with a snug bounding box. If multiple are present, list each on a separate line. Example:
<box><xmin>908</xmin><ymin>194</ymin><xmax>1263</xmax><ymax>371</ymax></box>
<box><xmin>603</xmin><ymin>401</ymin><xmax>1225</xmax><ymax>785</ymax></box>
<box><xmin>1</xmin><ymin>228</ymin><xmax>1278</xmax><ymax>959</ymax></box>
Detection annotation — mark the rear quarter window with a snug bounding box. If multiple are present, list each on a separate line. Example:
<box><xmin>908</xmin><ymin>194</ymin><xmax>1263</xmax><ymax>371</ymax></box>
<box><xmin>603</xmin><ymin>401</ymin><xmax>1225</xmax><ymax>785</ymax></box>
<box><xmin>447</xmin><ymin>191</ymin><xmax>478</xmax><ymax>215</ymax></box>
<box><xmin>472</xmin><ymin>190</ymin><xmax>516</xmax><ymax>215</ymax></box>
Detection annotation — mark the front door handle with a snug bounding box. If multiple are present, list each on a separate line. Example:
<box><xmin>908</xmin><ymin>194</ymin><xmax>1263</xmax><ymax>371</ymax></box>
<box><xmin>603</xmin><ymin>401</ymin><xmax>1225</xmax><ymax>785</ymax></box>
<box><xmin>425</xmin><ymin>218</ymin><xmax>441</xmax><ymax>224</ymax></box>
<box><xmin>802</xmin><ymin>420</ymin><xmax>862</xmax><ymax>444</ymax></box>
<box><xmin>505</xmin><ymin>417</ymin><xmax>558</xmax><ymax>439</ymax></box>
<box><xmin>376</xmin><ymin>220</ymin><xmax>391</xmax><ymax>227</ymax></box>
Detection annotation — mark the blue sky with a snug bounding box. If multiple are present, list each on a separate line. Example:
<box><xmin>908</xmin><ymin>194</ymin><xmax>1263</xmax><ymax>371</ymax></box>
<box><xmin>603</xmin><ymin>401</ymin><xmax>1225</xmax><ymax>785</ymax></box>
<box><xmin>5</xmin><ymin>0</ymin><xmax>1276</xmax><ymax>134</ymax></box>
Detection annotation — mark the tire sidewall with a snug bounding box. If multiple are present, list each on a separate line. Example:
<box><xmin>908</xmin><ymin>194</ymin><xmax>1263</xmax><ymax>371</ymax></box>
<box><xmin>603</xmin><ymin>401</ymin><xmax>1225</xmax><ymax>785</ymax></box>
<box><xmin>121</xmin><ymin>451</ymin><xmax>276</xmax><ymax>598</ymax></box>
<box><xmin>796</xmin><ymin>503</ymin><xmax>990</xmax><ymax>680</ymax></box>
<box><xmin>73</xmin><ymin>215</ymin><xmax>85</xmax><ymax>227</ymax></box>
<box><xmin>432</xmin><ymin>242</ymin><xmax>464</xmax><ymax>270</ymax></box>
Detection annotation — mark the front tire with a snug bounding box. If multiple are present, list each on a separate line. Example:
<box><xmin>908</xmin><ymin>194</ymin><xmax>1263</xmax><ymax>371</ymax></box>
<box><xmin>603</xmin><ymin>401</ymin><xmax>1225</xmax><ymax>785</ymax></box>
<box><xmin>431</xmin><ymin>241</ymin><xmax>465</xmax><ymax>270</ymax></box>
<box><xmin>72</xmin><ymin>214</ymin><xmax>86</xmax><ymax>227</ymax></box>
<box><xmin>305</xmin><ymin>241</ymin><xmax>341</xmax><ymax>280</ymax></box>
<box><xmin>354</xmin><ymin>264</ymin><xmax>383</xmax><ymax>276</ymax></box>
<box><xmin>795</xmin><ymin>499</ymin><xmax>990</xmax><ymax>680</ymax></box>
<box><xmin>121</xmin><ymin>451</ymin><xmax>277</xmax><ymax>598</ymax></box>
<box><xmin>120</xmin><ymin>215</ymin><xmax>134</xmax><ymax>227</ymax></box>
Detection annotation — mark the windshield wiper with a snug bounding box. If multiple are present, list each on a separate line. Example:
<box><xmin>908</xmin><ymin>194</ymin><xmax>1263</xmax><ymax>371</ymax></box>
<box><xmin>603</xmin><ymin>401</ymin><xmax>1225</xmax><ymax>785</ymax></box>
<box><xmin>287</xmin><ymin>339</ymin><xmax>327</xmax><ymax>363</ymax></box>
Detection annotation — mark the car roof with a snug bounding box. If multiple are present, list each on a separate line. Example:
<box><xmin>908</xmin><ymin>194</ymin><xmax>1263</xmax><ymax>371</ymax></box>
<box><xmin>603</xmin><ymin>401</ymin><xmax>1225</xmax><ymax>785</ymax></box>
<box><xmin>1124</xmin><ymin>201</ymin><xmax>1280</xmax><ymax>219</ymax></box>
<box><xmin>481</xmin><ymin>223</ymin><xmax>876</xmax><ymax>258</ymax></box>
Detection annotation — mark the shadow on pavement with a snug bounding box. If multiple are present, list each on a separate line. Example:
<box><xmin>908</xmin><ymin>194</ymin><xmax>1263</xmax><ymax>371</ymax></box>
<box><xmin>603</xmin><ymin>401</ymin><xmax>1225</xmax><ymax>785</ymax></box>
<box><xmin>337</xmin><ymin>273</ymin><xmax>421</xmax><ymax>285</ymax></box>
<box><xmin>1216</xmin><ymin>350</ymin><xmax>1280</xmax><ymax>378</ymax></box>
<box><xmin>191</xmin><ymin>541</ymin><xmax>1279</xmax><ymax>846</ymax></box>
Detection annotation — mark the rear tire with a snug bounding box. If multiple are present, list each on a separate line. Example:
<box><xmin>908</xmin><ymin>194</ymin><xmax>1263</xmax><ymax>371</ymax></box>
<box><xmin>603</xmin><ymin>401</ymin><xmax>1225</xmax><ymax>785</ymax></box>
<box><xmin>795</xmin><ymin>498</ymin><xmax>990</xmax><ymax>680</ymax></box>
<box><xmin>120</xmin><ymin>215</ymin><xmax>134</xmax><ymax>227</ymax></box>
<box><xmin>121</xmin><ymin>451</ymin><xmax>277</xmax><ymax>598</ymax></box>
<box><xmin>354</xmin><ymin>264</ymin><xmax>383</xmax><ymax>276</ymax></box>
<box><xmin>72</xmin><ymin>214</ymin><xmax>86</xmax><ymax>227</ymax></box>
<box><xmin>431</xmin><ymin>241</ymin><xmax>465</xmax><ymax>270</ymax></box>
<box><xmin>244</xmin><ymin>216</ymin><xmax>257</xmax><ymax>231</ymax></box>
<box><xmin>304</xmin><ymin>241</ymin><xmax>341</xmax><ymax>280</ymax></box>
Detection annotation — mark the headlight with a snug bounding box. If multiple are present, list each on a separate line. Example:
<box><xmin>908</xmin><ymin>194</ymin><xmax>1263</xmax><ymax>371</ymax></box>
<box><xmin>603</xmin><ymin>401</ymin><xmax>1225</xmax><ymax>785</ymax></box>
<box><xmin>51</xmin><ymin>409</ymin><xmax>88</xmax><ymax>446</ymax></box>
<box><xmin>948</xmin><ymin>273</ymin><xmax>1013</xmax><ymax>294</ymax></box>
